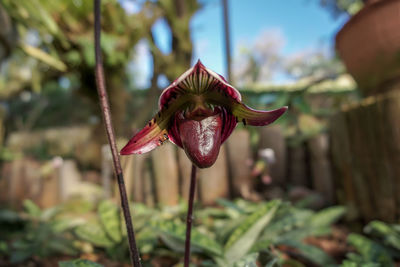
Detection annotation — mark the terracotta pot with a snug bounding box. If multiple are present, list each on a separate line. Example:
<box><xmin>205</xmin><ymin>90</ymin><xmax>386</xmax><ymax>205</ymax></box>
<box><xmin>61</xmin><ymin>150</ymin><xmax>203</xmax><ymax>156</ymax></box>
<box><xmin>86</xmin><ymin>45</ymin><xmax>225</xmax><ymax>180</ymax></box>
<box><xmin>336</xmin><ymin>0</ymin><xmax>400</xmax><ymax>96</ymax></box>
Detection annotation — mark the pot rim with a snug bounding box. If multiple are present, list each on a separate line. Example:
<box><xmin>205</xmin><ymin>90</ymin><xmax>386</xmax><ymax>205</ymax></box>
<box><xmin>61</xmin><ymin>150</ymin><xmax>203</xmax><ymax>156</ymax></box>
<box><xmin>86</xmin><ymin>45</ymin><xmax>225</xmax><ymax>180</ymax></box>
<box><xmin>335</xmin><ymin>0</ymin><xmax>399</xmax><ymax>45</ymax></box>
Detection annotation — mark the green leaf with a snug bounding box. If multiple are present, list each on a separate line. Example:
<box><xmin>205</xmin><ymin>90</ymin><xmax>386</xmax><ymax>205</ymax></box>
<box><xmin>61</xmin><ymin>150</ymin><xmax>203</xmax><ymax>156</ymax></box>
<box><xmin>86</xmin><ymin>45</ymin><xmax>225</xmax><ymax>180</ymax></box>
<box><xmin>159</xmin><ymin>233</ymin><xmax>185</xmax><ymax>253</ymax></box>
<box><xmin>216</xmin><ymin>199</ymin><xmax>246</xmax><ymax>214</ymax></box>
<box><xmin>51</xmin><ymin>218</ymin><xmax>85</xmax><ymax>233</ymax></box>
<box><xmin>58</xmin><ymin>259</ymin><xmax>104</xmax><ymax>267</ymax></box>
<box><xmin>20</xmin><ymin>44</ymin><xmax>67</xmax><ymax>72</ymax></box>
<box><xmin>216</xmin><ymin>217</ymin><xmax>246</xmax><ymax>245</ymax></box>
<box><xmin>224</xmin><ymin>200</ymin><xmax>280</xmax><ymax>264</ymax></box>
<box><xmin>153</xmin><ymin>220</ymin><xmax>223</xmax><ymax>256</ymax></box>
<box><xmin>258</xmin><ymin>250</ymin><xmax>281</xmax><ymax>267</ymax></box>
<box><xmin>75</xmin><ymin>222</ymin><xmax>114</xmax><ymax>248</ymax></box>
<box><xmin>10</xmin><ymin>249</ymin><xmax>33</xmax><ymax>263</ymax></box>
<box><xmin>309</xmin><ymin>206</ymin><xmax>346</xmax><ymax>227</ymax></box>
<box><xmin>41</xmin><ymin>206</ymin><xmax>61</xmax><ymax>221</ymax></box>
<box><xmin>251</xmin><ymin>206</ymin><xmax>312</xmax><ymax>251</ymax></box>
<box><xmin>23</xmin><ymin>199</ymin><xmax>42</xmax><ymax>217</ymax></box>
<box><xmin>98</xmin><ymin>200</ymin><xmax>122</xmax><ymax>243</ymax></box>
<box><xmin>364</xmin><ymin>221</ymin><xmax>400</xmax><ymax>251</ymax></box>
<box><xmin>265</xmin><ymin>206</ymin><xmax>345</xmax><ymax>247</ymax></box>
<box><xmin>281</xmin><ymin>259</ymin><xmax>306</xmax><ymax>267</ymax></box>
<box><xmin>47</xmin><ymin>238</ymin><xmax>78</xmax><ymax>256</ymax></box>
<box><xmin>136</xmin><ymin>228</ymin><xmax>158</xmax><ymax>254</ymax></box>
<box><xmin>347</xmin><ymin>233</ymin><xmax>394</xmax><ymax>266</ymax></box>
<box><xmin>0</xmin><ymin>241</ymin><xmax>8</xmax><ymax>255</ymax></box>
<box><xmin>341</xmin><ymin>259</ymin><xmax>379</xmax><ymax>267</ymax></box>
<box><xmin>279</xmin><ymin>240</ymin><xmax>335</xmax><ymax>266</ymax></box>
<box><xmin>233</xmin><ymin>253</ymin><xmax>259</xmax><ymax>267</ymax></box>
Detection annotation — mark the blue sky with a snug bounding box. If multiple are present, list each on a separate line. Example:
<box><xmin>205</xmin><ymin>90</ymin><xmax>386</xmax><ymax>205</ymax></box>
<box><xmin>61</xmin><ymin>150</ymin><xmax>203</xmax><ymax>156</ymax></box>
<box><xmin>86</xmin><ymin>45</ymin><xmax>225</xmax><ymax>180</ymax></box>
<box><xmin>128</xmin><ymin>0</ymin><xmax>348</xmax><ymax>88</ymax></box>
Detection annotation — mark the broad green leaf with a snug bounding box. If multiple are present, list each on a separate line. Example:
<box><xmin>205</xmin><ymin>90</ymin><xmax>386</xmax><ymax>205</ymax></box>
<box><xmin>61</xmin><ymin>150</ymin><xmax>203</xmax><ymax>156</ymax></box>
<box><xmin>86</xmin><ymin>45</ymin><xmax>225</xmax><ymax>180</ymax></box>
<box><xmin>258</xmin><ymin>249</ymin><xmax>281</xmax><ymax>267</ymax></box>
<box><xmin>58</xmin><ymin>259</ymin><xmax>104</xmax><ymax>267</ymax></box>
<box><xmin>105</xmin><ymin>242</ymin><xmax>129</xmax><ymax>262</ymax></box>
<box><xmin>23</xmin><ymin>199</ymin><xmax>41</xmax><ymax>217</ymax></box>
<box><xmin>265</xmin><ymin>206</ymin><xmax>345</xmax><ymax>247</ymax></box>
<box><xmin>10</xmin><ymin>249</ymin><xmax>32</xmax><ymax>263</ymax></box>
<box><xmin>347</xmin><ymin>233</ymin><xmax>393</xmax><ymax>266</ymax></box>
<box><xmin>98</xmin><ymin>200</ymin><xmax>122</xmax><ymax>243</ymax></box>
<box><xmin>281</xmin><ymin>259</ymin><xmax>306</xmax><ymax>267</ymax></box>
<box><xmin>224</xmin><ymin>200</ymin><xmax>280</xmax><ymax>264</ymax></box>
<box><xmin>159</xmin><ymin>233</ymin><xmax>185</xmax><ymax>253</ymax></box>
<box><xmin>309</xmin><ymin>206</ymin><xmax>346</xmax><ymax>227</ymax></box>
<box><xmin>391</xmin><ymin>224</ymin><xmax>400</xmax><ymax>234</ymax></box>
<box><xmin>47</xmin><ymin>238</ymin><xmax>78</xmax><ymax>256</ymax></box>
<box><xmin>52</xmin><ymin>218</ymin><xmax>85</xmax><ymax>233</ymax></box>
<box><xmin>216</xmin><ymin>217</ymin><xmax>246</xmax><ymax>244</ymax></box>
<box><xmin>341</xmin><ymin>259</ymin><xmax>379</xmax><ymax>267</ymax></box>
<box><xmin>252</xmin><ymin>206</ymin><xmax>312</xmax><ymax>250</ymax></box>
<box><xmin>340</xmin><ymin>260</ymin><xmax>358</xmax><ymax>267</ymax></box>
<box><xmin>264</xmin><ymin>258</ymin><xmax>279</xmax><ymax>267</ymax></box>
<box><xmin>233</xmin><ymin>253</ymin><xmax>259</xmax><ymax>267</ymax></box>
<box><xmin>211</xmin><ymin>256</ymin><xmax>229</xmax><ymax>267</ymax></box>
<box><xmin>0</xmin><ymin>241</ymin><xmax>8</xmax><ymax>255</ymax></box>
<box><xmin>75</xmin><ymin>222</ymin><xmax>114</xmax><ymax>248</ymax></box>
<box><xmin>276</xmin><ymin>226</ymin><xmax>330</xmax><ymax>245</ymax></box>
<box><xmin>216</xmin><ymin>199</ymin><xmax>246</xmax><ymax>214</ymax></box>
<box><xmin>279</xmin><ymin>240</ymin><xmax>335</xmax><ymax>266</ymax></box>
<box><xmin>153</xmin><ymin>220</ymin><xmax>223</xmax><ymax>256</ymax></box>
<box><xmin>135</xmin><ymin>228</ymin><xmax>158</xmax><ymax>253</ymax></box>
<box><xmin>364</xmin><ymin>221</ymin><xmax>400</xmax><ymax>251</ymax></box>
<box><xmin>41</xmin><ymin>206</ymin><xmax>61</xmax><ymax>221</ymax></box>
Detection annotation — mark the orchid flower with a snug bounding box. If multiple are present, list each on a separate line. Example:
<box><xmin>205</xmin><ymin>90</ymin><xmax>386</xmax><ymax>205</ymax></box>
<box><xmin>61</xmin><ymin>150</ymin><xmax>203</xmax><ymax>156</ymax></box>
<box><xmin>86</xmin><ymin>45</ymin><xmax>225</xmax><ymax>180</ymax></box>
<box><xmin>121</xmin><ymin>60</ymin><xmax>287</xmax><ymax>168</ymax></box>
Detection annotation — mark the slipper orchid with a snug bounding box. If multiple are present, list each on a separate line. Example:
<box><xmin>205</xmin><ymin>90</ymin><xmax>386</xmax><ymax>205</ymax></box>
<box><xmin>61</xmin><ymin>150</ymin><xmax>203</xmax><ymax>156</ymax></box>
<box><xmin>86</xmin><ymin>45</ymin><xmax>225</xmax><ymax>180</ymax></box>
<box><xmin>121</xmin><ymin>60</ymin><xmax>287</xmax><ymax>168</ymax></box>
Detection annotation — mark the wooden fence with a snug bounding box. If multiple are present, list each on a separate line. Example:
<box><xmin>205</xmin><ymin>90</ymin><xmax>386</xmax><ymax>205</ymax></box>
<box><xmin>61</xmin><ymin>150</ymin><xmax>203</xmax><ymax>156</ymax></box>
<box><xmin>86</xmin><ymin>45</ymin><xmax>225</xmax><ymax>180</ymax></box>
<box><xmin>331</xmin><ymin>90</ymin><xmax>400</xmax><ymax>222</ymax></box>
<box><xmin>0</xmin><ymin>127</ymin><xmax>336</xmax><ymax>210</ymax></box>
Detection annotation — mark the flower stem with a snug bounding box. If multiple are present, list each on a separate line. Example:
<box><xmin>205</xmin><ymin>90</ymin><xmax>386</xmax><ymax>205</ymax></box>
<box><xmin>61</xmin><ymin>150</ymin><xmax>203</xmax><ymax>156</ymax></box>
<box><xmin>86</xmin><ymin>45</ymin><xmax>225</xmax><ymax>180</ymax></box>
<box><xmin>184</xmin><ymin>164</ymin><xmax>197</xmax><ymax>267</ymax></box>
<box><xmin>94</xmin><ymin>1</ymin><xmax>141</xmax><ymax>266</ymax></box>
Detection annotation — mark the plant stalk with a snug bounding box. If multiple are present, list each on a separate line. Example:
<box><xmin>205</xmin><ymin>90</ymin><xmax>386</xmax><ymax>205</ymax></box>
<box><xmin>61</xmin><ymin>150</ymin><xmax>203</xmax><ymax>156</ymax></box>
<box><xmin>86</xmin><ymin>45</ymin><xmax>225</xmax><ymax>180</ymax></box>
<box><xmin>184</xmin><ymin>164</ymin><xmax>197</xmax><ymax>267</ymax></box>
<box><xmin>94</xmin><ymin>1</ymin><xmax>141</xmax><ymax>266</ymax></box>
<box><xmin>222</xmin><ymin>0</ymin><xmax>232</xmax><ymax>82</ymax></box>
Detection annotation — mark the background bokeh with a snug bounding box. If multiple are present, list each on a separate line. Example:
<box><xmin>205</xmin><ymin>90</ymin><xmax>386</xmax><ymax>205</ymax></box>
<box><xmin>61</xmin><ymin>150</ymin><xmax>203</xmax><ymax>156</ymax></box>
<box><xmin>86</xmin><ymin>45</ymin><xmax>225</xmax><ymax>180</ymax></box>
<box><xmin>1</xmin><ymin>0</ymin><xmax>400</xmax><ymax>266</ymax></box>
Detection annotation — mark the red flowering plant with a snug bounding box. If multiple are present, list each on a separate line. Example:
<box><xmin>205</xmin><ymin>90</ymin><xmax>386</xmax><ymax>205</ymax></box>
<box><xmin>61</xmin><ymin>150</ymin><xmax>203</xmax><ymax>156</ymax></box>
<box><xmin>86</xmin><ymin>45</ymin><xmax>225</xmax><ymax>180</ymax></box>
<box><xmin>121</xmin><ymin>60</ymin><xmax>287</xmax><ymax>167</ymax></box>
<box><xmin>120</xmin><ymin>60</ymin><xmax>287</xmax><ymax>266</ymax></box>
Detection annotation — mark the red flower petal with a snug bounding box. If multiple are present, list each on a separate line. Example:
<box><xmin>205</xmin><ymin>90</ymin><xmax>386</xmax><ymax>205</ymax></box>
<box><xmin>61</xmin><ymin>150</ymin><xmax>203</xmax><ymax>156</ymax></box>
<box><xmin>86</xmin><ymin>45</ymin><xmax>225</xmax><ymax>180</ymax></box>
<box><xmin>232</xmin><ymin>105</ymin><xmax>288</xmax><ymax>126</ymax></box>
<box><xmin>120</xmin><ymin>113</ymin><xmax>169</xmax><ymax>155</ymax></box>
<box><xmin>159</xmin><ymin>60</ymin><xmax>241</xmax><ymax>110</ymax></box>
<box><xmin>168</xmin><ymin>107</ymin><xmax>237</xmax><ymax>150</ymax></box>
<box><xmin>177</xmin><ymin>113</ymin><xmax>223</xmax><ymax>168</ymax></box>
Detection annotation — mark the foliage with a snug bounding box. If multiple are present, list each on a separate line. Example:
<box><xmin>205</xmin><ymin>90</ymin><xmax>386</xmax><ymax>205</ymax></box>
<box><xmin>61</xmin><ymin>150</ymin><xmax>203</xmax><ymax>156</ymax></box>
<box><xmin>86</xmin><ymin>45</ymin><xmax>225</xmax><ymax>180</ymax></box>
<box><xmin>59</xmin><ymin>259</ymin><xmax>104</xmax><ymax>267</ymax></box>
<box><xmin>341</xmin><ymin>220</ymin><xmax>400</xmax><ymax>266</ymax></box>
<box><xmin>69</xmin><ymin>199</ymin><xmax>344</xmax><ymax>266</ymax></box>
<box><xmin>0</xmin><ymin>0</ymin><xmax>202</xmax><ymax>132</ymax></box>
<box><xmin>319</xmin><ymin>0</ymin><xmax>365</xmax><ymax>17</ymax></box>
<box><xmin>74</xmin><ymin>200</ymin><xmax>129</xmax><ymax>262</ymax></box>
<box><xmin>0</xmin><ymin>199</ymin><xmax>81</xmax><ymax>263</ymax></box>
<box><xmin>0</xmin><ymin>198</ymin><xmax>347</xmax><ymax>266</ymax></box>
